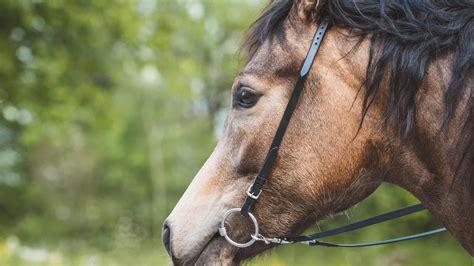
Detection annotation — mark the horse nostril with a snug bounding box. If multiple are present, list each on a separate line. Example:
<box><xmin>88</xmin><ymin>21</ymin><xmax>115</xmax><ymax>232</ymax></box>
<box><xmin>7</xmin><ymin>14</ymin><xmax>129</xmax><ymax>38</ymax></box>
<box><xmin>162</xmin><ymin>221</ymin><xmax>172</xmax><ymax>257</ymax></box>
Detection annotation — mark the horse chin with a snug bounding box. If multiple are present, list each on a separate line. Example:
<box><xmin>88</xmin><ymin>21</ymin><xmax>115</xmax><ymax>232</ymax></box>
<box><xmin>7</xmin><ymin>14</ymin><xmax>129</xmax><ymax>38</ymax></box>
<box><xmin>190</xmin><ymin>235</ymin><xmax>274</xmax><ymax>266</ymax></box>
<box><xmin>234</xmin><ymin>242</ymin><xmax>276</xmax><ymax>263</ymax></box>
<box><xmin>192</xmin><ymin>235</ymin><xmax>237</xmax><ymax>265</ymax></box>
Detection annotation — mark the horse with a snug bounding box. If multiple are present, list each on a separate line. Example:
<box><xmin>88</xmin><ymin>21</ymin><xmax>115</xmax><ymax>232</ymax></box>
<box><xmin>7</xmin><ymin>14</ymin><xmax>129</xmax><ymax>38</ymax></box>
<box><xmin>163</xmin><ymin>0</ymin><xmax>473</xmax><ymax>264</ymax></box>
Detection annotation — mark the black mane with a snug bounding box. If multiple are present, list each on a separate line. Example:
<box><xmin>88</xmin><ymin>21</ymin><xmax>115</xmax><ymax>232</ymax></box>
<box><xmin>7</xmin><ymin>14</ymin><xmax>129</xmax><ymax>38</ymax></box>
<box><xmin>244</xmin><ymin>0</ymin><xmax>473</xmax><ymax>137</ymax></box>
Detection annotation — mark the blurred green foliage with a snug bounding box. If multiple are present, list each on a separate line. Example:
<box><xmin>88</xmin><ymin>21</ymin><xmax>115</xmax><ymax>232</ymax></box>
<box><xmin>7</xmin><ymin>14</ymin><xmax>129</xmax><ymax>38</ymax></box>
<box><xmin>0</xmin><ymin>0</ymin><xmax>470</xmax><ymax>265</ymax></box>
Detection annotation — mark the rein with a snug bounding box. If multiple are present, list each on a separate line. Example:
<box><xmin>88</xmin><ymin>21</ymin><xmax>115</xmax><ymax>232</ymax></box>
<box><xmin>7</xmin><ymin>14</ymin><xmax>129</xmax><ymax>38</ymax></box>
<box><xmin>218</xmin><ymin>17</ymin><xmax>446</xmax><ymax>249</ymax></box>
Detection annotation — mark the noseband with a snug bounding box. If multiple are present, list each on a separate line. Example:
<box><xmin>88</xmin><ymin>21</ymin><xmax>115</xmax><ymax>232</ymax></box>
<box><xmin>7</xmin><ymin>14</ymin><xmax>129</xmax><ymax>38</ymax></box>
<box><xmin>219</xmin><ymin>17</ymin><xmax>446</xmax><ymax>248</ymax></box>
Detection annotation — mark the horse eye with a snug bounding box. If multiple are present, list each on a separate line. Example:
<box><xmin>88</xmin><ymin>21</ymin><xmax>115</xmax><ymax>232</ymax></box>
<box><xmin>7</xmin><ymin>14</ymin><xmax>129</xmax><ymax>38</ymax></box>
<box><xmin>234</xmin><ymin>86</ymin><xmax>260</xmax><ymax>108</ymax></box>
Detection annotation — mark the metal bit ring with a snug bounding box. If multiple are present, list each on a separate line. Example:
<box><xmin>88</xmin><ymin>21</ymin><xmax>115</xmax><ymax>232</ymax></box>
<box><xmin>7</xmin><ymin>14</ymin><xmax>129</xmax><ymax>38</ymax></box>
<box><xmin>218</xmin><ymin>208</ymin><xmax>259</xmax><ymax>248</ymax></box>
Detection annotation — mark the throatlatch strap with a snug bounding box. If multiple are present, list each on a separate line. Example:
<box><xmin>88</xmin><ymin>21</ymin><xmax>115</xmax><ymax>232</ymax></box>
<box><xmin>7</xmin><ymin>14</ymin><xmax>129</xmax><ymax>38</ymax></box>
<box><xmin>241</xmin><ymin>18</ymin><xmax>330</xmax><ymax>217</ymax></box>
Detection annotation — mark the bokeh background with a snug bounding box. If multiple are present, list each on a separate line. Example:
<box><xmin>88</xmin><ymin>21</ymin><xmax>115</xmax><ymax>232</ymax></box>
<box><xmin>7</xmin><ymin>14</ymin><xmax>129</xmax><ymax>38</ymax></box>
<box><xmin>0</xmin><ymin>0</ymin><xmax>471</xmax><ymax>265</ymax></box>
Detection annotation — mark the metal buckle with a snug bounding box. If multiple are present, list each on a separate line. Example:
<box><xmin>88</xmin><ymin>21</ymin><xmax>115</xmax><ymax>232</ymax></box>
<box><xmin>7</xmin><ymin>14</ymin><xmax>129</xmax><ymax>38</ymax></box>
<box><xmin>246</xmin><ymin>187</ymin><xmax>262</xmax><ymax>200</ymax></box>
<box><xmin>218</xmin><ymin>208</ymin><xmax>259</xmax><ymax>248</ymax></box>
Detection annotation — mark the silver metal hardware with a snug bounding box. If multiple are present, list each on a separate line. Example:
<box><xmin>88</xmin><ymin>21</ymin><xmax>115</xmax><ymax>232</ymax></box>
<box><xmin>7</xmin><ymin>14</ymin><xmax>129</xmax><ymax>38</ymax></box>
<box><xmin>246</xmin><ymin>187</ymin><xmax>262</xmax><ymax>199</ymax></box>
<box><xmin>219</xmin><ymin>208</ymin><xmax>259</xmax><ymax>248</ymax></box>
<box><xmin>218</xmin><ymin>209</ymin><xmax>317</xmax><ymax>247</ymax></box>
<box><xmin>251</xmin><ymin>234</ymin><xmax>319</xmax><ymax>245</ymax></box>
<box><xmin>251</xmin><ymin>234</ymin><xmax>294</xmax><ymax>245</ymax></box>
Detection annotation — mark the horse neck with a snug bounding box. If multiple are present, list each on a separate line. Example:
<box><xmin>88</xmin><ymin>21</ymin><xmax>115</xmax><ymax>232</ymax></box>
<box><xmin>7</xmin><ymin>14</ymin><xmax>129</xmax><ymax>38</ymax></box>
<box><xmin>382</xmin><ymin>55</ymin><xmax>473</xmax><ymax>255</ymax></box>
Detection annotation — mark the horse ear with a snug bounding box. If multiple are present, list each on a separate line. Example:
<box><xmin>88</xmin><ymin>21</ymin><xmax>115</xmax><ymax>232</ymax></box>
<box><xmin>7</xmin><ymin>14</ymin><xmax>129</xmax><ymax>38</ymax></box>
<box><xmin>295</xmin><ymin>0</ymin><xmax>327</xmax><ymax>22</ymax></box>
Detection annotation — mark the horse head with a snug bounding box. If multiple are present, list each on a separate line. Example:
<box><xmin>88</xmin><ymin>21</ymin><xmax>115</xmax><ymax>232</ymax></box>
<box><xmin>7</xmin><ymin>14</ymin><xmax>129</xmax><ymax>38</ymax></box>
<box><xmin>163</xmin><ymin>1</ymin><xmax>473</xmax><ymax>264</ymax></box>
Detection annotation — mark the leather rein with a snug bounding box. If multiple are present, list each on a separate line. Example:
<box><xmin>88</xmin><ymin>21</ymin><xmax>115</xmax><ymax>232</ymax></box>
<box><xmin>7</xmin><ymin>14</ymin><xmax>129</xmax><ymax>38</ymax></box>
<box><xmin>218</xmin><ymin>17</ymin><xmax>446</xmax><ymax>249</ymax></box>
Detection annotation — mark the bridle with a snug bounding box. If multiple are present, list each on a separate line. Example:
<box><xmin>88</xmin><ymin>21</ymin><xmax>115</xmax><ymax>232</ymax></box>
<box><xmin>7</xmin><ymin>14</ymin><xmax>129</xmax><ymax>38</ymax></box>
<box><xmin>218</xmin><ymin>17</ymin><xmax>446</xmax><ymax>248</ymax></box>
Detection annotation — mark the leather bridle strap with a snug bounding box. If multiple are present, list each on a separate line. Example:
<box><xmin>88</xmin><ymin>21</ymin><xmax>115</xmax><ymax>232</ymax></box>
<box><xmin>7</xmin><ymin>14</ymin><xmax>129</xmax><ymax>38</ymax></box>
<box><xmin>309</xmin><ymin>227</ymin><xmax>447</xmax><ymax>247</ymax></box>
<box><xmin>247</xmin><ymin>203</ymin><xmax>447</xmax><ymax>247</ymax></box>
<box><xmin>241</xmin><ymin>17</ymin><xmax>330</xmax><ymax>217</ymax></box>
<box><xmin>280</xmin><ymin>203</ymin><xmax>446</xmax><ymax>246</ymax></box>
<box><xmin>283</xmin><ymin>203</ymin><xmax>426</xmax><ymax>242</ymax></box>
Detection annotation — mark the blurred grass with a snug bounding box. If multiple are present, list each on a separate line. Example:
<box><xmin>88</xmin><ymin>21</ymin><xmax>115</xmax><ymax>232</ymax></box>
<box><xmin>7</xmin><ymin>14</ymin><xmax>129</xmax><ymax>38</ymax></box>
<box><xmin>0</xmin><ymin>239</ymin><xmax>171</xmax><ymax>266</ymax></box>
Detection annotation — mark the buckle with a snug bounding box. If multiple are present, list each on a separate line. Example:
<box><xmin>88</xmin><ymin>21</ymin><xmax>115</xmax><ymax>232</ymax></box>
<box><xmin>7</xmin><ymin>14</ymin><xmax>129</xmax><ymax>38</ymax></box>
<box><xmin>246</xmin><ymin>187</ymin><xmax>262</xmax><ymax>200</ymax></box>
